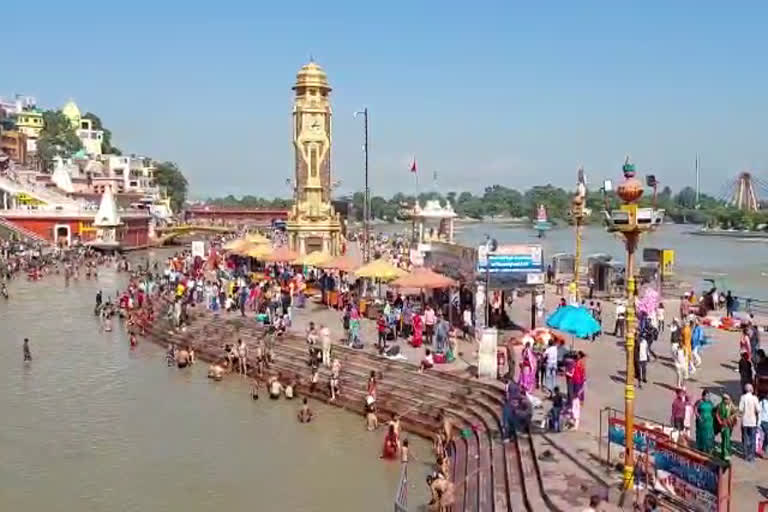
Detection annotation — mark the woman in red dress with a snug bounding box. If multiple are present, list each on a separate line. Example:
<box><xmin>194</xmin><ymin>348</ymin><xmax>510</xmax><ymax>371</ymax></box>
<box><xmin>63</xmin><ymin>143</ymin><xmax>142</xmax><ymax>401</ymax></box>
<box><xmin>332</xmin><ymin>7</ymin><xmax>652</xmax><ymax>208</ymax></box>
<box><xmin>381</xmin><ymin>424</ymin><xmax>399</xmax><ymax>459</ymax></box>
<box><xmin>412</xmin><ymin>313</ymin><xmax>423</xmax><ymax>348</ymax></box>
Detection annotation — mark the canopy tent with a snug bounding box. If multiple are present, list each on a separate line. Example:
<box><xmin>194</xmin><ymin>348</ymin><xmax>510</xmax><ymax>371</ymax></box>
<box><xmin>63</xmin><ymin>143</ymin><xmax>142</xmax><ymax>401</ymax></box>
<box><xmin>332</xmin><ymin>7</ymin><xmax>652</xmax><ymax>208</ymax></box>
<box><xmin>354</xmin><ymin>259</ymin><xmax>407</xmax><ymax>281</ymax></box>
<box><xmin>390</xmin><ymin>267</ymin><xmax>457</xmax><ymax>289</ymax></box>
<box><xmin>246</xmin><ymin>233</ymin><xmax>270</xmax><ymax>244</ymax></box>
<box><xmin>319</xmin><ymin>253</ymin><xmax>362</xmax><ymax>273</ymax></box>
<box><xmin>294</xmin><ymin>250</ymin><xmax>333</xmax><ymax>267</ymax></box>
<box><xmin>261</xmin><ymin>246</ymin><xmax>298</xmax><ymax>263</ymax></box>
<box><xmin>223</xmin><ymin>238</ymin><xmax>253</xmax><ymax>252</ymax></box>
<box><xmin>546</xmin><ymin>306</ymin><xmax>601</xmax><ymax>339</ymax></box>
<box><xmin>243</xmin><ymin>244</ymin><xmax>272</xmax><ymax>259</ymax></box>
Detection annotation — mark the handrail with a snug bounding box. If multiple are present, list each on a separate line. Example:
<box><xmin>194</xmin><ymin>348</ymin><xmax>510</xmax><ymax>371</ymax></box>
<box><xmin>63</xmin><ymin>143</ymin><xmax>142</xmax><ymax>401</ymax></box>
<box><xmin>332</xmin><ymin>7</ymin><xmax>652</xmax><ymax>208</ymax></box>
<box><xmin>393</xmin><ymin>463</ymin><xmax>408</xmax><ymax>512</ymax></box>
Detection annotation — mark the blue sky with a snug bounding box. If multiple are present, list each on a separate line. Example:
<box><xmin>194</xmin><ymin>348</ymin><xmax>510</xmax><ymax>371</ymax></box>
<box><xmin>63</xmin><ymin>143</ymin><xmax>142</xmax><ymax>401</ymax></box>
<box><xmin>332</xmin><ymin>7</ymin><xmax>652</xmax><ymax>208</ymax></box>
<box><xmin>3</xmin><ymin>1</ymin><xmax>767</xmax><ymax>199</ymax></box>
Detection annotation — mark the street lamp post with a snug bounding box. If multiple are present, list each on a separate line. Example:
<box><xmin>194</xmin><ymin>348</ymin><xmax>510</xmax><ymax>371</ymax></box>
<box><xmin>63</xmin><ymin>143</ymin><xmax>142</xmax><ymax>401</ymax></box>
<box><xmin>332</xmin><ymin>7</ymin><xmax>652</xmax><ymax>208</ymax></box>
<box><xmin>603</xmin><ymin>156</ymin><xmax>664</xmax><ymax>495</ymax></box>
<box><xmin>354</xmin><ymin>108</ymin><xmax>370</xmax><ymax>263</ymax></box>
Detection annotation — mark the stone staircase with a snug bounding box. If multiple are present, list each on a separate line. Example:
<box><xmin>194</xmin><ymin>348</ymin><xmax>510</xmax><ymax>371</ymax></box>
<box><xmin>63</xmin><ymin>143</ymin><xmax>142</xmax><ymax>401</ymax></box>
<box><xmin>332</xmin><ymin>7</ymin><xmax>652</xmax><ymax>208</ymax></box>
<box><xmin>0</xmin><ymin>217</ymin><xmax>50</xmax><ymax>245</ymax></box>
<box><xmin>145</xmin><ymin>308</ymin><xmax>557</xmax><ymax>512</ymax></box>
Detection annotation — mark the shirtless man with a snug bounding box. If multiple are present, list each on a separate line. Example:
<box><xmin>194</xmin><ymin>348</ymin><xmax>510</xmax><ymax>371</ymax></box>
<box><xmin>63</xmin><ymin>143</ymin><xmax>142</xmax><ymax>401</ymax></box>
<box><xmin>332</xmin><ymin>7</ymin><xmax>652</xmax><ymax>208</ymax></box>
<box><xmin>365</xmin><ymin>396</ymin><xmax>378</xmax><ymax>431</ymax></box>
<box><xmin>427</xmin><ymin>472</ymin><xmax>455</xmax><ymax>511</ymax></box>
<box><xmin>440</xmin><ymin>412</ymin><xmax>454</xmax><ymax>456</ymax></box>
<box><xmin>297</xmin><ymin>398</ymin><xmax>313</xmax><ymax>423</ymax></box>
<box><xmin>236</xmin><ymin>338</ymin><xmax>248</xmax><ymax>375</ymax></box>
<box><xmin>320</xmin><ymin>324</ymin><xmax>332</xmax><ymax>367</ymax></box>
<box><xmin>208</xmin><ymin>363</ymin><xmax>224</xmax><ymax>381</ymax></box>
<box><xmin>269</xmin><ymin>375</ymin><xmax>283</xmax><ymax>399</ymax></box>
<box><xmin>176</xmin><ymin>347</ymin><xmax>190</xmax><ymax>369</ymax></box>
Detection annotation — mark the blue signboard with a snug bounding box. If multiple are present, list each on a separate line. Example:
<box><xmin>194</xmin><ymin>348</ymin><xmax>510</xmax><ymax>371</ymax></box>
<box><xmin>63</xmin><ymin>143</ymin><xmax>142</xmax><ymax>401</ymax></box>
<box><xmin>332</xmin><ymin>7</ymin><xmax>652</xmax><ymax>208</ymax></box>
<box><xmin>477</xmin><ymin>244</ymin><xmax>543</xmax><ymax>274</ymax></box>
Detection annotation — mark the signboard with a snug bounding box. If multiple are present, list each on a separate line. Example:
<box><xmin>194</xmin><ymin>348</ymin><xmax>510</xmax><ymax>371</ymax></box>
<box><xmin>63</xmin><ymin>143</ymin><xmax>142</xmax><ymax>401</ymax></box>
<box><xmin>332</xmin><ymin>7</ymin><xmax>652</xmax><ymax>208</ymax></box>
<box><xmin>608</xmin><ymin>418</ymin><xmax>725</xmax><ymax>512</ymax></box>
<box><xmin>191</xmin><ymin>240</ymin><xmax>205</xmax><ymax>259</ymax></box>
<box><xmin>478</xmin><ymin>244</ymin><xmax>543</xmax><ymax>274</ymax></box>
<box><xmin>526</xmin><ymin>272</ymin><xmax>545</xmax><ymax>285</ymax></box>
<box><xmin>662</xmin><ymin>249</ymin><xmax>675</xmax><ymax>277</ymax></box>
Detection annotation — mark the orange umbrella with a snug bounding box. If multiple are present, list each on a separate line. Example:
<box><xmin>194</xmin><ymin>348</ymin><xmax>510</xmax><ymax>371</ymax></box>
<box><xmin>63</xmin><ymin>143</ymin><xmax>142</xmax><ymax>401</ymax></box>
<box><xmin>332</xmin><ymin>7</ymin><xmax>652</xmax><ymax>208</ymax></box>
<box><xmin>319</xmin><ymin>253</ymin><xmax>361</xmax><ymax>272</ymax></box>
<box><xmin>262</xmin><ymin>246</ymin><xmax>298</xmax><ymax>263</ymax></box>
<box><xmin>390</xmin><ymin>266</ymin><xmax>457</xmax><ymax>289</ymax></box>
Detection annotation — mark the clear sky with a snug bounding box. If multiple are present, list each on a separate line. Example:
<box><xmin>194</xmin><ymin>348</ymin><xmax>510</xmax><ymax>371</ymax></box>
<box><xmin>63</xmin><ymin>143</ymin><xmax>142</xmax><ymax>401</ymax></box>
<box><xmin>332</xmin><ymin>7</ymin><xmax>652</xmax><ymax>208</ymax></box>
<box><xmin>3</xmin><ymin>1</ymin><xmax>767</xmax><ymax>199</ymax></box>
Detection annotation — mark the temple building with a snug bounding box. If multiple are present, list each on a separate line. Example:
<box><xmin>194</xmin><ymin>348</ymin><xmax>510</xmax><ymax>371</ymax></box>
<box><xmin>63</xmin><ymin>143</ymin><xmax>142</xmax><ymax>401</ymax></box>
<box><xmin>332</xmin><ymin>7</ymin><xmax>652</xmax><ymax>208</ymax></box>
<box><xmin>62</xmin><ymin>100</ymin><xmax>104</xmax><ymax>156</ymax></box>
<box><xmin>285</xmin><ymin>61</ymin><xmax>342</xmax><ymax>256</ymax></box>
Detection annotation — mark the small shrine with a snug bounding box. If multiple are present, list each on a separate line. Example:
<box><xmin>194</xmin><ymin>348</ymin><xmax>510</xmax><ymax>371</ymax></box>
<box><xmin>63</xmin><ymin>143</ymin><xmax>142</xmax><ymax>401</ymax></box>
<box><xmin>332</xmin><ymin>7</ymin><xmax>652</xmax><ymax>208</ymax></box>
<box><xmin>91</xmin><ymin>186</ymin><xmax>123</xmax><ymax>251</ymax></box>
<box><xmin>410</xmin><ymin>199</ymin><xmax>457</xmax><ymax>245</ymax></box>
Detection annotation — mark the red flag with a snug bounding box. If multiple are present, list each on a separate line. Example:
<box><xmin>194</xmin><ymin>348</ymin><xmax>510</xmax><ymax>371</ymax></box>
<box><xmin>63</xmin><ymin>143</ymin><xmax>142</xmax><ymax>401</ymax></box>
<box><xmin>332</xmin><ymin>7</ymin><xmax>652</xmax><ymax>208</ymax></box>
<box><xmin>409</xmin><ymin>157</ymin><xmax>417</xmax><ymax>173</ymax></box>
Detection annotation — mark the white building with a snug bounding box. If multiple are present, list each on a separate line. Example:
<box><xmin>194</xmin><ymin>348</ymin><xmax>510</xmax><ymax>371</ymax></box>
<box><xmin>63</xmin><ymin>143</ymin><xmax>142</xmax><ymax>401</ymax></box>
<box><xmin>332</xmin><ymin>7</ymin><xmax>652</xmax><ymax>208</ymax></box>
<box><xmin>100</xmin><ymin>154</ymin><xmax>157</xmax><ymax>195</ymax></box>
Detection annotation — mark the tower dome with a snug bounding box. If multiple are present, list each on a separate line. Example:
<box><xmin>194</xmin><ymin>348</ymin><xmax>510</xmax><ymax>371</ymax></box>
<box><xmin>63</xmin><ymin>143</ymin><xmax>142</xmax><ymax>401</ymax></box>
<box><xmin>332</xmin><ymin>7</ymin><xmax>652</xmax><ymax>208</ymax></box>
<box><xmin>293</xmin><ymin>61</ymin><xmax>331</xmax><ymax>92</ymax></box>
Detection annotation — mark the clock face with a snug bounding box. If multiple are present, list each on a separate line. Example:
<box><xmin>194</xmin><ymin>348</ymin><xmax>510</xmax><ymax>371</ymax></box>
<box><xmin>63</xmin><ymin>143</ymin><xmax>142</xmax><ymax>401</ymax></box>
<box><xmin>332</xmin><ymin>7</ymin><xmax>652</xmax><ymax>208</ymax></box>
<box><xmin>308</xmin><ymin>115</ymin><xmax>322</xmax><ymax>132</ymax></box>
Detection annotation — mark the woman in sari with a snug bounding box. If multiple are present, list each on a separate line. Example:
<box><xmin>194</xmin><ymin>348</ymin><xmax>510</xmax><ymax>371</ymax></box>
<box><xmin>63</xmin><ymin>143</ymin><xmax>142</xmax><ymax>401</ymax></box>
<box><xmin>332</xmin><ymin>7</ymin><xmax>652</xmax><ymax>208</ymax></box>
<box><xmin>412</xmin><ymin>312</ymin><xmax>423</xmax><ymax>348</ymax></box>
<box><xmin>694</xmin><ymin>390</ymin><xmax>715</xmax><ymax>453</ymax></box>
<box><xmin>381</xmin><ymin>424</ymin><xmax>399</xmax><ymax>460</ymax></box>
<box><xmin>715</xmin><ymin>393</ymin><xmax>737</xmax><ymax>461</ymax></box>
<box><xmin>518</xmin><ymin>343</ymin><xmax>536</xmax><ymax>393</ymax></box>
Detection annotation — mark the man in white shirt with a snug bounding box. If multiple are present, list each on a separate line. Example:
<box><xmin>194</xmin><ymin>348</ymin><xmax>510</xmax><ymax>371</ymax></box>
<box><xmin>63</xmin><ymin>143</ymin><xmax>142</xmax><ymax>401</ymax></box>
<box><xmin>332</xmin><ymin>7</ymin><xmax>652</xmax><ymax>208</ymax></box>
<box><xmin>544</xmin><ymin>340</ymin><xmax>559</xmax><ymax>394</ymax></box>
<box><xmin>637</xmin><ymin>337</ymin><xmax>649</xmax><ymax>387</ymax></box>
<box><xmin>739</xmin><ymin>383</ymin><xmax>760</xmax><ymax>462</ymax></box>
<box><xmin>613</xmin><ymin>302</ymin><xmax>626</xmax><ymax>338</ymax></box>
<box><xmin>462</xmin><ymin>306</ymin><xmax>473</xmax><ymax>340</ymax></box>
<box><xmin>759</xmin><ymin>394</ymin><xmax>768</xmax><ymax>458</ymax></box>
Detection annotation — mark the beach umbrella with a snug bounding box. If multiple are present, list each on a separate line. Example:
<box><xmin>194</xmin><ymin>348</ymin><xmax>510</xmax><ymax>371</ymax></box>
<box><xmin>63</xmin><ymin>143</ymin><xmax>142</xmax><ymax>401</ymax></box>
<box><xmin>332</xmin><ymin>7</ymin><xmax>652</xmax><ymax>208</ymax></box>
<box><xmin>295</xmin><ymin>250</ymin><xmax>332</xmax><ymax>267</ymax></box>
<box><xmin>319</xmin><ymin>253</ymin><xmax>362</xmax><ymax>272</ymax></box>
<box><xmin>262</xmin><ymin>246</ymin><xmax>298</xmax><ymax>263</ymax></box>
<box><xmin>390</xmin><ymin>267</ymin><xmax>457</xmax><ymax>289</ymax></box>
<box><xmin>354</xmin><ymin>259</ymin><xmax>407</xmax><ymax>281</ymax></box>
<box><xmin>546</xmin><ymin>305</ymin><xmax>601</xmax><ymax>339</ymax></box>
<box><xmin>246</xmin><ymin>233</ymin><xmax>270</xmax><ymax>244</ymax></box>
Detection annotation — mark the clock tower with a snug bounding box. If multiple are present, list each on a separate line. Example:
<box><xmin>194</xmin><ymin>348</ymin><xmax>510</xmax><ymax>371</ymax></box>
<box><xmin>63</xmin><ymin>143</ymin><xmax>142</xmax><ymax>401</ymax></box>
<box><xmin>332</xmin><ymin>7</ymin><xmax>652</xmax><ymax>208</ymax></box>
<box><xmin>285</xmin><ymin>61</ymin><xmax>342</xmax><ymax>256</ymax></box>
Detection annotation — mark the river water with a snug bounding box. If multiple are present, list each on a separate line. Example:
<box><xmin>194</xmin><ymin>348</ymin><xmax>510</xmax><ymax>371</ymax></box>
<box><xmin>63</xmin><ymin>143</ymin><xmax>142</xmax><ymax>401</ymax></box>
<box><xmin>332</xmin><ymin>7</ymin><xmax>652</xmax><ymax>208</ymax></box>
<box><xmin>0</xmin><ymin>254</ymin><xmax>429</xmax><ymax>511</ymax></box>
<box><xmin>386</xmin><ymin>222</ymin><xmax>768</xmax><ymax>299</ymax></box>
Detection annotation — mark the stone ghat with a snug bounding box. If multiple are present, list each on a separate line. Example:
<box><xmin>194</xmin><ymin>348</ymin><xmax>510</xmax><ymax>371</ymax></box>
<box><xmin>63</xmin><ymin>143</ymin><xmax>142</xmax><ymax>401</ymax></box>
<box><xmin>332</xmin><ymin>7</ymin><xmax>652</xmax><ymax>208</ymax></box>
<box><xmin>144</xmin><ymin>309</ymin><xmax>553</xmax><ymax>512</ymax></box>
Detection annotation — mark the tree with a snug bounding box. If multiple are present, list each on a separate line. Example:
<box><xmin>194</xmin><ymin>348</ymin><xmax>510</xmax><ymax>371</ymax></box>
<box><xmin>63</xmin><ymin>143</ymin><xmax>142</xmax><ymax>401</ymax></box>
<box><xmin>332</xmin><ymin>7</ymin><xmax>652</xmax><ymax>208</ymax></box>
<box><xmin>36</xmin><ymin>110</ymin><xmax>82</xmax><ymax>170</ymax></box>
<box><xmin>153</xmin><ymin>161</ymin><xmax>188</xmax><ymax>212</ymax></box>
<box><xmin>83</xmin><ymin>112</ymin><xmax>121</xmax><ymax>155</ymax></box>
<box><xmin>674</xmin><ymin>187</ymin><xmax>697</xmax><ymax>209</ymax></box>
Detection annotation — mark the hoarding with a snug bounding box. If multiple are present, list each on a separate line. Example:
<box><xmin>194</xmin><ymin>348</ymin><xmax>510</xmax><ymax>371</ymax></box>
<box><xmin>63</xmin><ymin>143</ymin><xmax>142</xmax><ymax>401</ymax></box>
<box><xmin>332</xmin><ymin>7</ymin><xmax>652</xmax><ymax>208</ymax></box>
<box><xmin>608</xmin><ymin>418</ymin><xmax>727</xmax><ymax>512</ymax></box>
<box><xmin>477</xmin><ymin>244</ymin><xmax>543</xmax><ymax>274</ymax></box>
<box><xmin>425</xmin><ymin>241</ymin><xmax>476</xmax><ymax>282</ymax></box>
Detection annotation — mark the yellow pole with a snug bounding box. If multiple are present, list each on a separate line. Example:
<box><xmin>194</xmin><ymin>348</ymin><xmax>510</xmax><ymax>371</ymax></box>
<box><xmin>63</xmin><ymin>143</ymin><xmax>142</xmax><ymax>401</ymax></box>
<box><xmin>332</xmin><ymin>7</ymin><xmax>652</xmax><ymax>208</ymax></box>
<box><xmin>574</xmin><ymin>216</ymin><xmax>582</xmax><ymax>302</ymax></box>
<box><xmin>622</xmin><ymin>232</ymin><xmax>638</xmax><ymax>490</ymax></box>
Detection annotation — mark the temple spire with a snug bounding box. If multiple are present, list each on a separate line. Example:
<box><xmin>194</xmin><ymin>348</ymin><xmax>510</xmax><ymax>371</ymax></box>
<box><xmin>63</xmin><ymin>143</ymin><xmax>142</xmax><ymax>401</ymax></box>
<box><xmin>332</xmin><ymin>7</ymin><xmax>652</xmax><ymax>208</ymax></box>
<box><xmin>94</xmin><ymin>186</ymin><xmax>122</xmax><ymax>227</ymax></box>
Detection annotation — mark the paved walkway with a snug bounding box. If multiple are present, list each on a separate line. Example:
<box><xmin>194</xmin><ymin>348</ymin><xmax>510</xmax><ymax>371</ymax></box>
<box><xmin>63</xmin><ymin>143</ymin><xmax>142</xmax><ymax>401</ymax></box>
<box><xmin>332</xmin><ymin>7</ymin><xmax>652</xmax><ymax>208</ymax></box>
<box><xmin>286</xmin><ymin>283</ymin><xmax>765</xmax><ymax>511</ymax></box>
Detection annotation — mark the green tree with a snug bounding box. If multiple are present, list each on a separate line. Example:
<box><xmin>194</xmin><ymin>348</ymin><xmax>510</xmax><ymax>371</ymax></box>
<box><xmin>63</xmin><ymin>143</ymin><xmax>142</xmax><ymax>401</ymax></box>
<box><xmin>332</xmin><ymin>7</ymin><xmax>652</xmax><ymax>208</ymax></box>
<box><xmin>674</xmin><ymin>187</ymin><xmax>697</xmax><ymax>209</ymax></box>
<box><xmin>36</xmin><ymin>110</ymin><xmax>82</xmax><ymax>170</ymax></box>
<box><xmin>82</xmin><ymin>112</ymin><xmax>121</xmax><ymax>155</ymax></box>
<box><xmin>153</xmin><ymin>161</ymin><xmax>188</xmax><ymax>212</ymax></box>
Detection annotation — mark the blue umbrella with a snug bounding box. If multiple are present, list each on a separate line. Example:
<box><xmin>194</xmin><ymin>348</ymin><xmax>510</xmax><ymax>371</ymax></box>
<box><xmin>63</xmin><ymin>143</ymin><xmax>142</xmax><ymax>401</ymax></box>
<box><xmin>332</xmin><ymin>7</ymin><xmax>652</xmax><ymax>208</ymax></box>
<box><xmin>546</xmin><ymin>305</ymin><xmax>601</xmax><ymax>339</ymax></box>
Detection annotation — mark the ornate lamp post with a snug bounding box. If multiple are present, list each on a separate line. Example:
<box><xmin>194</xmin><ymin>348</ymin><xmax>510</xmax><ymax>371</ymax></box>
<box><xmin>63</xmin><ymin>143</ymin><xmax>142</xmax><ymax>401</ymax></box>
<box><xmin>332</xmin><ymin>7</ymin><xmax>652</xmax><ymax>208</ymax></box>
<box><xmin>571</xmin><ymin>167</ymin><xmax>588</xmax><ymax>302</ymax></box>
<box><xmin>603</xmin><ymin>156</ymin><xmax>664</xmax><ymax>493</ymax></box>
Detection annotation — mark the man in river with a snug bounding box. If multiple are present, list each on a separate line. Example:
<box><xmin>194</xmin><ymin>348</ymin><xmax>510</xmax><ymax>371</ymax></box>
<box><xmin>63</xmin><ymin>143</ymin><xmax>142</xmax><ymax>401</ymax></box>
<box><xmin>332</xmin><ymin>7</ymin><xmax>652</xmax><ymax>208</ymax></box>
<box><xmin>297</xmin><ymin>397</ymin><xmax>313</xmax><ymax>423</ymax></box>
<box><xmin>23</xmin><ymin>338</ymin><xmax>31</xmax><ymax>362</ymax></box>
<box><xmin>176</xmin><ymin>347</ymin><xmax>190</xmax><ymax>369</ymax></box>
<box><xmin>237</xmin><ymin>338</ymin><xmax>248</xmax><ymax>375</ymax></box>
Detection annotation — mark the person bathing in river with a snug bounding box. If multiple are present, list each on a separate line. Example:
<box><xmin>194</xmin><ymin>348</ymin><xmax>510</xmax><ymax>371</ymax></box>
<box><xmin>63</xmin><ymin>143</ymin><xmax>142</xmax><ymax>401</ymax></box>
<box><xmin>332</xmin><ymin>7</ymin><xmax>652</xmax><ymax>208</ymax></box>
<box><xmin>237</xmin><ymin>338</ymin><xmax>248</xmax><ymax>375</ymax></box>
<box><xmin>381</xmin><ymin>424</ymin><xmax>399</xmax><ymax>459</ymax></box>
<box><xmin>269</xmin><ymin>375</ymin><xmax>283</xmax><ymax>399</ymax></box>
<box><xmin>208</xmin><ymin>362</ymin><xmax>224</xmax><ymax>381</ymax></box>
<box><xmin>23</xmin><ymin>338</ymin><xmax>31</xmax><ymax>362</ymax></box>
<box><xmin>367</xmin><ymin>370</ymin><xmax>378</xmax><ymax>401</ymax></box>
<box><xmin>297</xmin><ymin>397</ymin><xmax>313</xmax><ymax>423</ymax></box>
<box><xmin>176</xmin><ymin>347</ymin><xmax>190</xmax><ymax>369</ymax></box>
<box><xmin>365</xmin><ymin>395</ymin><xmax>378</xmax><ymax>431</ymax></box>
<box><xmin>284</xmin><ymin>379</ymin><xmax>295</xmax><ymax>399</ymax></box>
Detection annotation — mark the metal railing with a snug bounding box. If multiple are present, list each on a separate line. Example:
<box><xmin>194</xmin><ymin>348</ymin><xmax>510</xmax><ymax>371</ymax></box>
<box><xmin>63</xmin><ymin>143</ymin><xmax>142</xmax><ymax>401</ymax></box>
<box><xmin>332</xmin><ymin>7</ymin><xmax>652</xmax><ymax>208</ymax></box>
<box><xmin>394</xmin><ymin>464</ymin><xmax>408</xmax><ymax>512</ymax></box>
